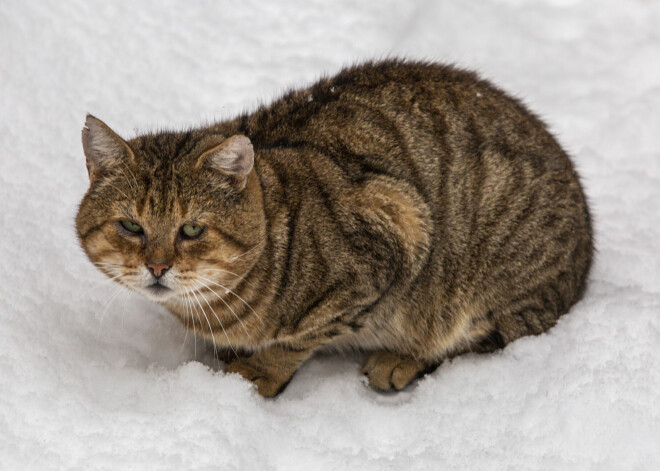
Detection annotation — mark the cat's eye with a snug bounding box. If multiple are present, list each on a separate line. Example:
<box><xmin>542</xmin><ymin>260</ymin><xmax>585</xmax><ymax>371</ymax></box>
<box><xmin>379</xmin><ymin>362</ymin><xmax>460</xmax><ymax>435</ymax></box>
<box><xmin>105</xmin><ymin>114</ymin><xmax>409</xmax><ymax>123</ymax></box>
<box><xmin>181</xmin><ymin>224</ymin><xmax>204</xmax><ymax>239</ymax></box>
<box><xmin>120</xmin><ymin>220</ymin><xmax>143</xmax><ymax>234</ymax></box>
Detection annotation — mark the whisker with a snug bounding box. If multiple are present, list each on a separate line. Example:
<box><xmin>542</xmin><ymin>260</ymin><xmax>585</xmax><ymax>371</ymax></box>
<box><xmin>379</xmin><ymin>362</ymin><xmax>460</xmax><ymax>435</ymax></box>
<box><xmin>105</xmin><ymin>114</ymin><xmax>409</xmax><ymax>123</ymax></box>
<box><xmin>189</xmin><ymin>287</ymin><xmax>219</xmax><ymax>359</ymax></box>
<box><xmin>92</xmin><ymin>262</ymin><xmax>126</xmax><ymax>268</ymax></box>
<box><xmin>191</xmin><ymin>268</ymin><xmax>257</xmax><ymax>290</ymax></box>
<box><xmin>196</xmin><ymin>275</ymin><xmax>265</xmax><ymax>328</ymax></box>
<box><xmin>122</xmin><ymin>162</ymin><xmax>139</xmax><ymax>192</ymax></box>
<box><xmin>82</xmin><ymin>273</ymin><xmax>124</xmax><ymax>297</ymax></box>
<box><xmin>196</xmin><ymin>278</ymin><xmax>252</xmax><ymax>342</ymax></box>
<box><xmin>117</xmin><ymin>168</ymin><xmax>134</xmax><ymax>193</ymax></box>
<box><xmin>187</xmin><ymin>291</ymin><xmax>198</xmax><ymax>360</ymax></box>
<box><xmin>192</xmin><ymin>289</ymin><xmax>224</xmax><ymax>368</ymax></box>
<box><xmin>227</xmin><ymin>239</ymin><xmax>266</xmax><ymax>262</ymax></box>
<box><xmin>177</xmin><ymin>279</ymin><xmax>201</xmax><ymax>361</ymax></box>
<box><xmin>118</xmin><ymin>163</ymin><xmax>138</xmax><ymax>193</ymax></box>
<box><xmin>189</xmin><ymin>292</ymin><xmax>219</xmax><ymax>369</ymax></box>
<box><xmin>179</xmin><ymin>278</ymin><xmax>198</xmax><ymax>360</ymax></box>
<box><xmin>96</xmin><ymin>285</ymin><xmax>124</xmax><ymax>336</ymax></box>
<box><xmin>191</xmin><ymin>281</ymin><xmax>238</xmax><ymax>360</ymax></box>
<box><xmin>178</xmin><ymin>290</ymin><xmax>192</xmax><ymax>359</ymax></box>
<box><xmin>104</xmin><ymin>180</ymin><xmax>130</xmax><ymax>200</ymax></box>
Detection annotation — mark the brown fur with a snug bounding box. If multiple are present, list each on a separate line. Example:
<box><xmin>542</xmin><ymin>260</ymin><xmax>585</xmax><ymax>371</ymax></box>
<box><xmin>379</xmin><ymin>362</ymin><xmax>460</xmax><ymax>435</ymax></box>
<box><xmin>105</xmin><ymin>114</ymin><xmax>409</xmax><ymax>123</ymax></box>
<box><xmin>76</xmin><ymin>60</ymin><xmax>593</xmax><ymax>397</ymax></box>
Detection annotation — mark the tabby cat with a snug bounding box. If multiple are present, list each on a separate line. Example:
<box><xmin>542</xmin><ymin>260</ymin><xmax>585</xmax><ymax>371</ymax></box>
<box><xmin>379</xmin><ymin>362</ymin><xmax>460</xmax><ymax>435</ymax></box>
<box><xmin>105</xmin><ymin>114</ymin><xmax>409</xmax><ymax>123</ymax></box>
<box><xmin>76</xmin><ymin>60</ymin><xmax>593</xmax><ymax>397</ymax></box>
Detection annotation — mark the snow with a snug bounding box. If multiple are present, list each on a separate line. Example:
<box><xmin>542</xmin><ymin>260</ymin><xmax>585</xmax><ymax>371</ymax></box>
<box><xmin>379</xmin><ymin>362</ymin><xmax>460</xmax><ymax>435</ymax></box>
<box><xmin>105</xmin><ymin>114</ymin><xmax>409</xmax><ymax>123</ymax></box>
<box><xmin>1</xmin><ymin>0</ymin><xmax>659</xmax><ymax>469</ymax></box>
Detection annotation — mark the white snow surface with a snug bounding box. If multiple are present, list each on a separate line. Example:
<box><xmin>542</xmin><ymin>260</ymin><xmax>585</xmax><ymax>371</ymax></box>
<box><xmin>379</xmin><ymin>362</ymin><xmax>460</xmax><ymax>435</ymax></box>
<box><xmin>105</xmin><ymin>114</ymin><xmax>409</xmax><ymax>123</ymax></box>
<box><xmin>1</xmin><ymin>0</ymin><xmax>659</xmax><ymax>469</ymax></box>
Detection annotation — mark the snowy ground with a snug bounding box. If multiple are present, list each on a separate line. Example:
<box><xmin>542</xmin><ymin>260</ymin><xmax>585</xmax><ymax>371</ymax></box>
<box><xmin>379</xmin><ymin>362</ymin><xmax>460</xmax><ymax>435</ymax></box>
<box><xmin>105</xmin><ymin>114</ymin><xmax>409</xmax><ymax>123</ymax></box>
<box><xmin>1</xmin><ymin>0</ymin><xmax>659</xmax><ymax>469</ymax></box>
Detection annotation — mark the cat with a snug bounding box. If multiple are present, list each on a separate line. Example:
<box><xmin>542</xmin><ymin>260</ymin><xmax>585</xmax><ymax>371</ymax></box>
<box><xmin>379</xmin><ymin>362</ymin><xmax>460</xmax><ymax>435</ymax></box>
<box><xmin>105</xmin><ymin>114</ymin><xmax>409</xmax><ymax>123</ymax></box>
<box><xmin>76</xmin><ymin>60</ymin><xmax>593</xmax><ymax>397</ymax></box>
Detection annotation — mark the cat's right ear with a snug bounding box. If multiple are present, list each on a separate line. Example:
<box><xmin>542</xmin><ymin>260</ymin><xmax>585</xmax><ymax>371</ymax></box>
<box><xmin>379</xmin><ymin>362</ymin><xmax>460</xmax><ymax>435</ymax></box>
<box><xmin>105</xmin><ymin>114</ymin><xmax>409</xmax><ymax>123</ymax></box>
<box><xmin>82</xmin><ymin>115</ymin><xmax>133</xmax><ymax>182</ymax></box>
<box><xmin>196</xmin><ymin>135</ymin><xmax>254</xmax><ymax>192</ymax></box>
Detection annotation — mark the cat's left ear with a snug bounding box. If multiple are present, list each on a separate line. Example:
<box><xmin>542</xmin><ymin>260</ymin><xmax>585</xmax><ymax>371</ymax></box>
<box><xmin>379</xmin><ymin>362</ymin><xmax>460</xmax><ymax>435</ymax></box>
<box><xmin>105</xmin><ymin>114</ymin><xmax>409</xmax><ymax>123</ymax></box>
<box><xmin>197</xmin><ymin>135</ymin><xmax>254</xmax><ymax>191</ymax></box>
<box><xmin>82</xmin><ymin>114</ymin><xmax>134</xmax><ymax>182</ymax></box>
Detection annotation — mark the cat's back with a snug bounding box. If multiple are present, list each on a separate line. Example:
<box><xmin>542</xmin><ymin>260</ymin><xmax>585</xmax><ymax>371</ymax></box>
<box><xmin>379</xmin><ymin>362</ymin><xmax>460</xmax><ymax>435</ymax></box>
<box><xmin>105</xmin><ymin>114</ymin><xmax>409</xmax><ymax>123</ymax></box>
<box><xmin>222</xmin><ymin>60</ymin><xmax>572</xmax><ymax>192</ymax></box>
<box><xmin>228</xmin><ymin>60</ymin><xmax>553</xmax><ymax>154</ymax></box>
<box><xmin>228</xmin><ymin>60</ymin><xmax>592</xmax><ymax>345</ymax></box>
<box><xmin>224</xmin><ymin>61</ymin><xmax>584</xmax><ymax>237</ymax></box>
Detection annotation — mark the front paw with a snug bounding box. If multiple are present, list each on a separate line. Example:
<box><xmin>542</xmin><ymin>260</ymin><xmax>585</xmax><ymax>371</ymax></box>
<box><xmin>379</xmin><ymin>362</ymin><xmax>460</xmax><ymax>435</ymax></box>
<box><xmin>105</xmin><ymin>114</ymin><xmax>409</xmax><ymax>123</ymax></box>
<box><xmin>362</xmin><ymin>351</ymin><xmax>434</xmax><ymax>391</ymax></box>
<box><xmin>225</xmin><ymin>359</ymin><xmax>291</xmax><ymax>398</ymax></box>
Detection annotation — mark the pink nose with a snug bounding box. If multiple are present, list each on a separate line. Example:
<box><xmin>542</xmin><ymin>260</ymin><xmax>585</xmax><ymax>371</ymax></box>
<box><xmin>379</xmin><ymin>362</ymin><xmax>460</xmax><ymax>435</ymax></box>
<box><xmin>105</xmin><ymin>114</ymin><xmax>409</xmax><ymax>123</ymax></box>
<box><xmin>146</xmin><ymin>263</ymin><xmax>170</xmax><ymax>278</ymax></box>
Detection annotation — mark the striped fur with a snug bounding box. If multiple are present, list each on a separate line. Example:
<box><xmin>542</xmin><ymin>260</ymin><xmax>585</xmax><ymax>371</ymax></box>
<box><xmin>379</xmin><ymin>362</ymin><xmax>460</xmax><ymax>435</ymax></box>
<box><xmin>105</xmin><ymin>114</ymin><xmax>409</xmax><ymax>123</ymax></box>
<box><xmin>76</xmin><ymin>60</ymin><xmax>593</xmax><ymax>396</ymax></box>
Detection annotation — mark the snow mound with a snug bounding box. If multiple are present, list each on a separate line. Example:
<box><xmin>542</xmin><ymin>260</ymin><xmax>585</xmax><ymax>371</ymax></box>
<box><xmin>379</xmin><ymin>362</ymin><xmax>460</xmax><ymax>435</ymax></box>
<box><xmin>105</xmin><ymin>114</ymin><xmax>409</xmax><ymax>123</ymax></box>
<box><xmin>1</xmin><ymin>1</ymin><xmax>659</xmax><ymax>469</ymax></box>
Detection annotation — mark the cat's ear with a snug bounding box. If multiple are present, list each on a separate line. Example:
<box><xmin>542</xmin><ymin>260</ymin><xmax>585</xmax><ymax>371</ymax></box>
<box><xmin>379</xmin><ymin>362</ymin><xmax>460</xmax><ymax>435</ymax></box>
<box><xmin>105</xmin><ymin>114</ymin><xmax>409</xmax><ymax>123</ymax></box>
<box><xmin>82</xmin><ymin>114</ymin><xmax>133</xmax><ymax>182</ymax></box>
<box><xmin>197</xmin><ymin>135</ymin><xmax>254</xmax><ymax>191</ymax></box>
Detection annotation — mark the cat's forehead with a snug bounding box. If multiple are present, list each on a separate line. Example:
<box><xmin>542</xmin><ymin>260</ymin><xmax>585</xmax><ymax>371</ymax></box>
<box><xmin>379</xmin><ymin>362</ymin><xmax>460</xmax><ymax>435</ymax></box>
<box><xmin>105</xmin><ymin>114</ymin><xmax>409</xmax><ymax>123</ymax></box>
<box><xmin>126</xmin><ymin>132</ymin><xmax>203</xmax><ymax>196</ymax></box>
<box><xmin>129</xmin><ymin>131</ymin><xmax>201</xmax><ymax>166</ymax></box>
<box><xmin>101</xmin><ymin>141</ymin><xmax>190</xmax><ymax>220</ymax></box>
<box><xmin>133</xmin><ymin>178</ymin><xmax>183</xmax><ymax>220</ymax></box>
<box><xmin>94</xmin><ymin>129</ymin><xmax>236</xmax><ymax>222</ymax></box>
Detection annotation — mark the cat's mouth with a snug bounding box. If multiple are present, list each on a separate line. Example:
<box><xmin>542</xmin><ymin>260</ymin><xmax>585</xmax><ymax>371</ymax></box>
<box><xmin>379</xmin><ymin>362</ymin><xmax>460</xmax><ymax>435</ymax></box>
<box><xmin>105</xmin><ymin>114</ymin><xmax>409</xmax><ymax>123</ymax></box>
<box><xmin>143</xmin><ymin>282</ymin><xmax>173</xmax><ymax>299</ymax></box>
<box><xmin>148</xmin><ymin>282</ymin><xmax>170</xmax><ymax>291</ymax></box>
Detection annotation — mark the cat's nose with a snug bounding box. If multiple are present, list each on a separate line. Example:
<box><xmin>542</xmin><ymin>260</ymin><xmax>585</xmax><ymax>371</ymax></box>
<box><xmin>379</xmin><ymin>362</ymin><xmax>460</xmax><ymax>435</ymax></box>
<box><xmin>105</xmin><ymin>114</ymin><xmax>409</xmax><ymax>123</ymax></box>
<box><xmin>146</xmin><ymin>262</ymin><xmax>170</xmax><ymax>278</ymax></box>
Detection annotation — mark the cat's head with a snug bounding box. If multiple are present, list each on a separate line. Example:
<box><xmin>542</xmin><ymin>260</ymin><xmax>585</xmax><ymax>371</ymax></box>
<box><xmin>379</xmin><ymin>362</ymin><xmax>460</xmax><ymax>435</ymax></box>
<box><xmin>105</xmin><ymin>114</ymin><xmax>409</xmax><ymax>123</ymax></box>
<box><xmin>75</xmin><ymin>115</ymin><xmax>266</xmax><ymax>304</ymax></box>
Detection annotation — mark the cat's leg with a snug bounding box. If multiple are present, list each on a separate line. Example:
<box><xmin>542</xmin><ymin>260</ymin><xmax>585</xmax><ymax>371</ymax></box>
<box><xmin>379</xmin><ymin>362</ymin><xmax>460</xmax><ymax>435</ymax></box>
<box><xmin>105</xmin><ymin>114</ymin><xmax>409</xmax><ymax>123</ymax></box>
<box><xmin>225</xmin><ymin>344</ymin><xmax>314</xmax><ymax>397</ymax></box>
<box><xmin>361</xmin><ymin>351</ymin><xmax>437</xmax><ymax>391</ymax></box>
<box><xmin>360</xmin><ymin>309</ymin><xmax>504</xmax><ymax>391</ymax></box>
<box><xmin>360</xmin><ymin>323</ymin><xmax>500</xmax><ymax>391</ymax></box>
<box><xmin>209</xmin><ymin>346</ymin><xmax>235</xmax><ymax>364</ymax></box>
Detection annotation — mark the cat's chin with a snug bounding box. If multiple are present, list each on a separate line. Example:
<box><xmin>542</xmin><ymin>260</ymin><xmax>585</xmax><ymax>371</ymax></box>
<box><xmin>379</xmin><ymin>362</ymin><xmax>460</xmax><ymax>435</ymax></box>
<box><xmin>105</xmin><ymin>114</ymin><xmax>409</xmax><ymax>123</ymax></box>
<box><xmin>139</xmin><ymin>283</ymin><xmax>176</xmax><ymax>302</ymax></box>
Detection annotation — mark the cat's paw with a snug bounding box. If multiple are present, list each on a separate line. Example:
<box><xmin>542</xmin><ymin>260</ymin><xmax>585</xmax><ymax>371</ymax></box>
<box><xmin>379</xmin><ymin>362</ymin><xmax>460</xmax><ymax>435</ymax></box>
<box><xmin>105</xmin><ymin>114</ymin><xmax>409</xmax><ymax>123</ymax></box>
<box><xmin>362</xmin><ymin>351</ymin><xmax>432</xmax><ymax>391</ymax></box>
<box><xmin>225</xmin><ymin>359</ymin><xmax>290</xmax><ymax>398</ymax></box>
<box><xmin>214</xmin><ymin>347</ymin><xmax>241</xmax><ymax>365</ymax></box>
